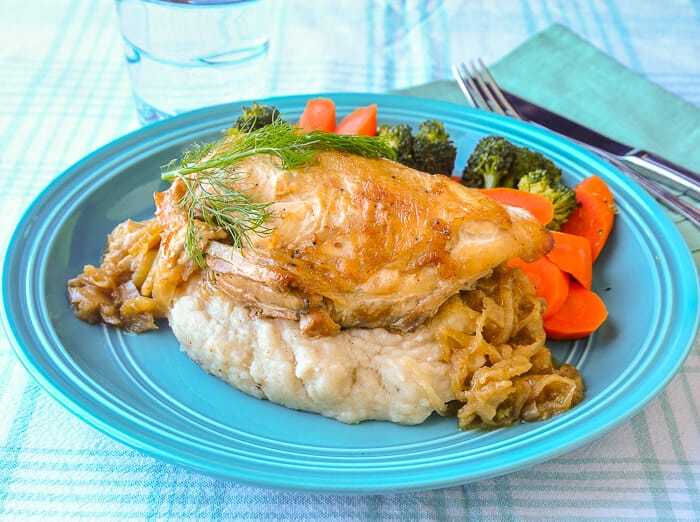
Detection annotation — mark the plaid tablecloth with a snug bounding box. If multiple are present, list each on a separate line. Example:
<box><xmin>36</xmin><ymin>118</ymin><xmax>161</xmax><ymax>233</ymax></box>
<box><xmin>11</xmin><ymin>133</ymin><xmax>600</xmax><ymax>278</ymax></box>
<box><xmin>1</xmin><ymin>1</ymin><xmax>698</xmax><ymax>519</ymax></box>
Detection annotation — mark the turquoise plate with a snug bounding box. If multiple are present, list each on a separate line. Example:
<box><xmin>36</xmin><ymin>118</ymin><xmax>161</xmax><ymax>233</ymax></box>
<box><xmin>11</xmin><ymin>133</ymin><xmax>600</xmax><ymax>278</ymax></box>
<box><xmin>2</xmin><ymin>93</ymin><xmax>698</xmax><ymax>493</ymax></box>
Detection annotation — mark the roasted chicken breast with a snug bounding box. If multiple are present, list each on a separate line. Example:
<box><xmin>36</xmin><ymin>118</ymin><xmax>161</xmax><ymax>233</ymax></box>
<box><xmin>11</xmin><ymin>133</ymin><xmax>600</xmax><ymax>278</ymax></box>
<box><xmin>155</xmin><ymin>151</ymin><xmax>553</xmax><ymax>336</ymax></box>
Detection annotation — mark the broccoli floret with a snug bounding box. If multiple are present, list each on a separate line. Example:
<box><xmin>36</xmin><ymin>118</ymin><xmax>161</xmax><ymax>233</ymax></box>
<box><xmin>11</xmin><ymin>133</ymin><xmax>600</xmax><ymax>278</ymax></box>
<box><xmin>462</xmin><ymin>135</ymin><xmax>564</xmax><ymax>190</ymax></box>
<box><xmin>411</xmin><ymin>120</ymin><xmax>458</xmax><ymax>175</ymax></box>
<box><xmin>378</xmin><ymin>124</ymin><xmax>415</xmax><ymax>166</ymax></box>
<box><xmin>518</xmin><ymin>169</ymin><xmax>578</xmax><ymax>230</ymax></box>
<box><xmin>462</xmin><ymin>135</ymin><xmax>517</xmax><ymax>188</ymax></box>
<box><xmin>460</xmin><ymin>168</ymin><xmax>487</xmax><ymax>189</ymax></box>
<box><xmin>233</xmin><ymin>102</ymin><xmax>282</xmax><ymax>132</ymax></box>
<box><xmin>510</xmin><ymin>145</ymin><xmax>562</xmax><ymax>184</ymax></box>
<box><xmin>378</xmin><ymin>120</ymin><xmax>457</xmax><ymax>175</ymax></box>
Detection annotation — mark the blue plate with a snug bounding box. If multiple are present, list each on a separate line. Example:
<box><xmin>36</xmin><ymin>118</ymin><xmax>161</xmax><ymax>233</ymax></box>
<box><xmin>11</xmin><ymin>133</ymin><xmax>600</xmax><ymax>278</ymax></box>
<box><xmin>2</xmin><ymin>93</ymin><xmax>698</xmax><ymax>493</ymax></box>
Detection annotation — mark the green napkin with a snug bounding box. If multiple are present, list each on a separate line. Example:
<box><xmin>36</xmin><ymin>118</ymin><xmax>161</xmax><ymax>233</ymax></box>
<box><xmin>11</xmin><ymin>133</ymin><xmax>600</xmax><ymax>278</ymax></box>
<box><xmin>397</xmin><ymin>23</ymin><xmax>700</xmax><ymax>175</ymax></box>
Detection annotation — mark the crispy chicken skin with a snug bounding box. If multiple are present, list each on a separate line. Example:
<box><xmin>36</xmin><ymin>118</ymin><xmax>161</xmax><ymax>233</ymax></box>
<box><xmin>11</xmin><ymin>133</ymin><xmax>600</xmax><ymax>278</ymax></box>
<box><xmin>157</xmin><ymin>151</ymin><xmax>553</xmax><ymax>336</ymax></box>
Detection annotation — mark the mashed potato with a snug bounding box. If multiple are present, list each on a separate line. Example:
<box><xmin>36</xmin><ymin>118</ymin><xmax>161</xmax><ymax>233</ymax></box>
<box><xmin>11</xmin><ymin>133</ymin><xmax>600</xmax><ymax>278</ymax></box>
<box><xmin>168</xmin><ymin>266</ymin><xmax>584</xmax><ymax>427</ymax></box>
<box><xmin>169</xmin><ymin>275</ymin><xmax>453</xmax><ymax>424</ymax></box>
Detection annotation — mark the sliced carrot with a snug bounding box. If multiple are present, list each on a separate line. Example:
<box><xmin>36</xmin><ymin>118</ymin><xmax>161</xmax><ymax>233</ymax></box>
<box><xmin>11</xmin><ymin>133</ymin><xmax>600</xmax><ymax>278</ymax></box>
<box><xmin>579</xmin><ymin>174</ymin><xmax>614</xmax><ymax>202</ymax></box>
<box><xmin>546</xmin><ymin>231</ymin><xmax>593</xmax><ymax>290</ymax></box>
<box><xmin>336</xmin><ymin>104</ymin><xmax>378</xmax><ymax>136</ymax></box>
<box><xmin>478</xmin><ymin>187</ymin><xmax>554</xmax><ymax>226</ymax></box>
<box><xmin>560</xmin><ymin>175</ymin><xmax>615</xmax><ymax>261</ymax></box>
<box><xmin>508</xmin><ymin>256</ymin><xmax>570</xmax><ymax>319</ymax></box>
<box><xmin>297</xmin><ymin>98</ymin><xmax>336</xmax><ymax>132</ymax></box>
<box><xmin>543</xmin><ymin>281</ymin><xmax>608</xmax><ymax>340</ymax></box>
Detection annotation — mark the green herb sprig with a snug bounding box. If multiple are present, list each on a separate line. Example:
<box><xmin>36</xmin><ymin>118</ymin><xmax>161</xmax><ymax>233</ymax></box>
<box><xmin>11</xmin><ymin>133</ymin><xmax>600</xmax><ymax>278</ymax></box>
<box><xmin>161</xmin><ymin>119</ymin><xmax>396</xmax><ymax>267</ymax></box>
<box><xmin>176</xmin><ymin>170</ymin><xmax>275</xmax><ymax>269</ymax></box>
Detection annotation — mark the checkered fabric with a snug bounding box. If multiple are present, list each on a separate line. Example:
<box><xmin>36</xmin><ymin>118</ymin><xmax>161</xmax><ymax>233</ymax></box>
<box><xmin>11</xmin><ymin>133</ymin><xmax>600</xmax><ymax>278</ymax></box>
<box><xmin>1</xmin><ymin>1</ymin><xmax>698</xmax><ymax>520</ymax></box>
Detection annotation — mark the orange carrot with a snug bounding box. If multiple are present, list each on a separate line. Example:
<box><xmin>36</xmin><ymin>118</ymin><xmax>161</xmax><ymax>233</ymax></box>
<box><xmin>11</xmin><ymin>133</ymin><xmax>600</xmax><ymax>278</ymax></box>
<box><xmin>336</xmin><ymin>104</ymin><xmax>378</xmax><ymax>136</ymax></box>
<box><xmin>561</xmin><ymin>175</ymin><xmax>615</xmax><ymax>261</ymax></box>
<box><xmin>298</xmin><ymin>98</ymin><xmax>336</xmax><ymax>132</ymax></box>
<box><xmin>508</xmin><ymin>256</ymin><xmax>570</xmax><ymax>319</ymax></box>
<box><xmin>546</xmin><ymin>231</ymin><xmax>593</xmax><ymax>290</ymax></box>
<box><xmin>543</xmin><ymin>280</ymin><xmax>608</xmax><ymax>340</ymax></box>
<box><xmin>478</xmin><ymin>187</ymin><xmax>554</xmax><ymax>226</ymax></box>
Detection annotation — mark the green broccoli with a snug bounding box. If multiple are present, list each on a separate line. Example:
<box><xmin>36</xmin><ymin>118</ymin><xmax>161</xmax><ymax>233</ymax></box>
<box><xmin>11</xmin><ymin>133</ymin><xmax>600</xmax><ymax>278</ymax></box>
<box><xmin>461</xmin><ymin>135</ymin><xmax>517</xmax><ymax>188</ymax></box>
<box><xmin>459</xmin><ymin>168</ymin><xmax>487</xmax><ymax>189</ymax></box>
<box><xmin>509</xmin><ymin>145</ymin><xmax>562</xmax><ymax>183</ymax></box>
<box><xmin>378</xmin><ymin>124</ymin><xmax>415</xmax><ymax>166</ymax></box>
<box><xmin>517</xmin><ymin>169</ymin><xmax>578</xmax><ymax>230</ymax></box>
<box><xmin>411</xmin><ymin>120</ymin><xmax>458</xmax><ymax>175</ymax></box>
<box><xmin>233</xmin><ymin>102</ymin><xmax>282</xmax><ymax>132</ymax></box>
<box><xmin>462</xmin><ymin>135</ymin><xmax>564</xmax><ymax>190</ymax></box>
<box><xmin>378</xmin><ymin>120</ymin><xmax>457</xmax><ymax>175</ymax></box>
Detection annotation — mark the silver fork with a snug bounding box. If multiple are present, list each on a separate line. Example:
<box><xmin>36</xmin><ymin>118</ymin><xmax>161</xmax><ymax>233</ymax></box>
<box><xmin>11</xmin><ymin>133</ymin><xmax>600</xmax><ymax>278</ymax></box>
<box><xmin>452</xmin><ymin>60</ymin><xmax>700</xmax><ymax>228</ymax></box>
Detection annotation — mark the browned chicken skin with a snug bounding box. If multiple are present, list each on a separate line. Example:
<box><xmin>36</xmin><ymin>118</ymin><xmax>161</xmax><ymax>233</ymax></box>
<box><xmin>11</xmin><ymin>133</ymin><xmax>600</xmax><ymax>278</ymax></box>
<box><xmin>155</xmin><ymin>151</ymin><xmax>553</xmax><ymax>336</ymax></box>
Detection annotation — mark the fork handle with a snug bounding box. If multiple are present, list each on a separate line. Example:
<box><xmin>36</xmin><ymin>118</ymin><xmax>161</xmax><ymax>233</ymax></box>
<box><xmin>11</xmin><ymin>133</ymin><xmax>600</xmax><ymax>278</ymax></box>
<box><xmin>621</xmin><ymin>152</ymin><xmax>700</xmax><ymax>199</ymax></box>
<box><xmin>593</xmin><ymin>149</ymin><xmax>700</xmax><ymax>228</ymax></box>
<box><xmin>626</xmin><ymin>167</ymin><xmax>700</xmax><ymax>228</ymax></box>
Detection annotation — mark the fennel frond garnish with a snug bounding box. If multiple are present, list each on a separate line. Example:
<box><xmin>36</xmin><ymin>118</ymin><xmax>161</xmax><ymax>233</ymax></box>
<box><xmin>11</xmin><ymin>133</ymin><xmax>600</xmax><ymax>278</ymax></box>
<box><xmin>161</xmin><ymin>119</ymin><xmax>396</xmax><ymax>267</ymax></box>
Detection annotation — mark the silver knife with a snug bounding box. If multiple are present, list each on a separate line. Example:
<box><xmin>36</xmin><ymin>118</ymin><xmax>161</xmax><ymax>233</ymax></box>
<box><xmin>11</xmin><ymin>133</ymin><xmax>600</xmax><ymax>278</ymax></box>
<box><xmin>499</xmin><ymin>90</ymin><xmax>700</xmax><ymax>200</ymax></box>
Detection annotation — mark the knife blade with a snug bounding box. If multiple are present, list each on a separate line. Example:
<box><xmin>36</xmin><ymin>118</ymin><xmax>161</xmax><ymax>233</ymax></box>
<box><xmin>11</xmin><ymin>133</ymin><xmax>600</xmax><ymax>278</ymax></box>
<box><xmin>499</xmin><ymin>90</ymin><xmax>700</xmax><ymax>199</ymax></box>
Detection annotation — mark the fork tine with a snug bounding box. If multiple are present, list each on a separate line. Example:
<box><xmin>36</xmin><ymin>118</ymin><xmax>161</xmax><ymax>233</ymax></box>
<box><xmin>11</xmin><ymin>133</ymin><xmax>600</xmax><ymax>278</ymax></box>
<box><xmin>476</xmin><ymin>58</ymin><xmax>524</xmax><ymax>121</ymax></box>
<box><xmin>453</xmin><ymin>61</ymin><xmax>509</xmax><ymax>116</ymax></box>
<box><xmin>450</xmin><ymin>64</ymin><xmax>471</xmax><ymax>102</ymax></box>
<box><xmin>451</xmin><ymin>63</ymin><xmax>486</xmax><ymax>110</ymax></box>
<box><xmin>470</xmin><ymin>60</ymin><xmax>509</xmax><ymax>117</ymax></box>
<box><xmin>452</xmin><ymin>59</ymin><xmax>526</xmax><ymax>121</ymax></box>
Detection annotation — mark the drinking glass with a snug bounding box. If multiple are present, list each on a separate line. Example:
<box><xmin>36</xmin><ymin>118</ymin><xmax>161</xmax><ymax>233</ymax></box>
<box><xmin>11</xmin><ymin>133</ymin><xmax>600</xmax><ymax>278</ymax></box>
<box><xmin>115</xmin><ymin>0</ymin><xmax>271</xmax><ymax>124</ymax></box>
